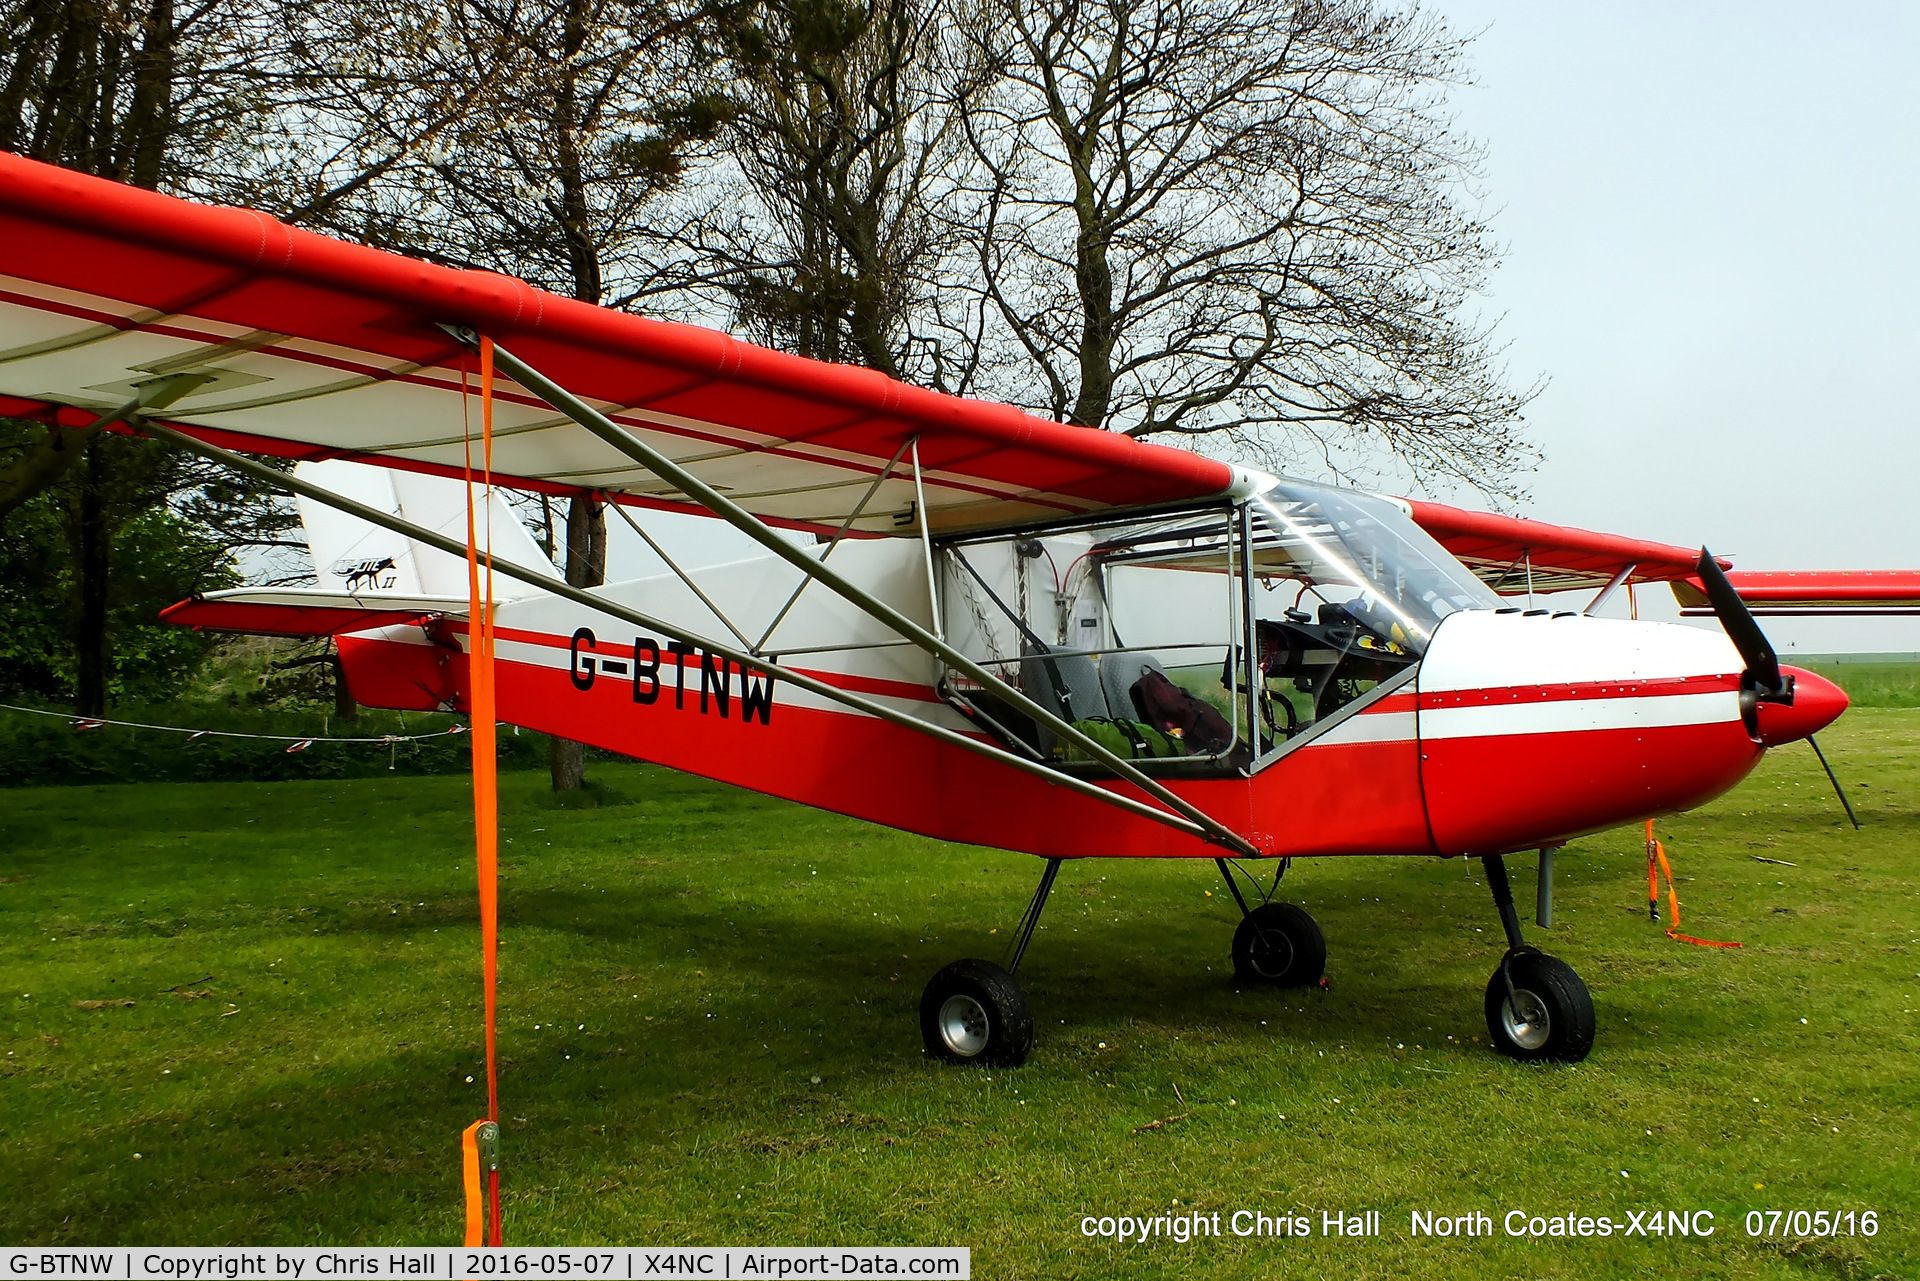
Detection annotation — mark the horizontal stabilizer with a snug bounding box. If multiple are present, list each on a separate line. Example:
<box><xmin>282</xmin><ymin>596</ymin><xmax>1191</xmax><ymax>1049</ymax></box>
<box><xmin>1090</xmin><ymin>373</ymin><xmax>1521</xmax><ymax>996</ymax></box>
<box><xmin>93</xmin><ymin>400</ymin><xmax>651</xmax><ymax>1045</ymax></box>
<box><xmin>160</xmin><ymin>588</ymin><xmax>470</xmax><ymax>637</ymax></box>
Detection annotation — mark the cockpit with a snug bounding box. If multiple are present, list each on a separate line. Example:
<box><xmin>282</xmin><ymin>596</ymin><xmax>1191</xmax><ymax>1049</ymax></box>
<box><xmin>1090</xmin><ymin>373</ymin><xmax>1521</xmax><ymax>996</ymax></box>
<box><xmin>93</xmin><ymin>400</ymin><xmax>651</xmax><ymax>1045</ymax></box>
<box><xmin>936</xmin><ymin>477</ymin><xmax>1499</xmax><ymax>775</ymax></box>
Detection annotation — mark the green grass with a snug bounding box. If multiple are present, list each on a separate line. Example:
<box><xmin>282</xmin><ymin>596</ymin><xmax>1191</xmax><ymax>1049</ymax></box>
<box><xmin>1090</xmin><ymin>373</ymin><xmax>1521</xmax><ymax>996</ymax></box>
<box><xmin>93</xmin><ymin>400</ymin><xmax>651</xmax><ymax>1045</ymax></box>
<box><xmin>1794</xmin><ymin>658</ymin><xmax>1920</xmax><ymax>709</ymax></box>
<box><xmin>3</xmin><ymin>712</ymin><xmax>1916</xmax><ymax>1278</ymax></box>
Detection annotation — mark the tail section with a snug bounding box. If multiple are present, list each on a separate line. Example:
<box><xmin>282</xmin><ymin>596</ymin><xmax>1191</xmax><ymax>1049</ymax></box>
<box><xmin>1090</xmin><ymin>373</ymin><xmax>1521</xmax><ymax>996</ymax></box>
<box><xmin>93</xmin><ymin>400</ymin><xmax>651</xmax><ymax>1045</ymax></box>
<box><xmin>297</xmin><ymin>460</ymin><xmax>558</xmax><ymax>599</ymax></box>
<box><xmin>163</xmin><ymin>461</ymin><xmax>564</xmax><ymax>712</ymax></box>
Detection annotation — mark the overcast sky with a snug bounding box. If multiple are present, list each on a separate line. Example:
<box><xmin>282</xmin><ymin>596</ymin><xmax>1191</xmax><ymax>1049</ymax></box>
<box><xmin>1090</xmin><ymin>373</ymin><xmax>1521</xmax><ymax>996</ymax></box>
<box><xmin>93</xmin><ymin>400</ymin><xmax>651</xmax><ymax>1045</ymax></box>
<box><xmin>1429</xmin><ymin>0</ymin><xmax>1920</xmax><ymax>654</ymax></box>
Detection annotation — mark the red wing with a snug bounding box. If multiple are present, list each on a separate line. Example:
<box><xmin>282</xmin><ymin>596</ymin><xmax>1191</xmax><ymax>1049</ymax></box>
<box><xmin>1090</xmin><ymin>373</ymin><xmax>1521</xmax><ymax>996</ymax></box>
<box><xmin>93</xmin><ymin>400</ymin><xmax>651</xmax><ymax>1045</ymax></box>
<box><xmin>1403</xmin><ymin>499</ymin><xmax>1717</xmax><ymax>595</ymax></box>
<box><xmin>1673</xmin><ymin>571</ymin><xmax>1920</xmax><ymax>616</ymax></box>
<box><xmin>1406</xmin><ymin>498</ymin><xmax>1920</xmax><ymax>616</ymax></box>
<box><xmin>0</xmin><ymin>153</ymin><xmax>1233</xmax><ymax>537</ymax></box>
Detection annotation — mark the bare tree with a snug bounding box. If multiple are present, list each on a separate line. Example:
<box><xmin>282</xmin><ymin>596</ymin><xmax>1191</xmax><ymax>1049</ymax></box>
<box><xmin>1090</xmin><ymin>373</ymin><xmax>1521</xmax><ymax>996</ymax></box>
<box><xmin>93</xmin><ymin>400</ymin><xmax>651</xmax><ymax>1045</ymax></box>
<box><xmin>665</xmin><ymin>0</ymin><xmax>982</xmax><ymax>388</ymax></box>
<box><xmin>343</xmin><ymin>0</ymin><xmax>721</xmax><ymax>789</ymax></box>
<box><xmin>331</xmin><ymin>0</ymin><xmax>724</xmax><ymax>292</ymax></box>
<box><xmin>954</xmin><ymin>0</ymin><xmax>1536</xmax><ymax>493</ymax></box>
<box><xmin>207</xmin><ymin>0</ymin><xmax>515</xmax><ymax>233</ymax></box>
<box><xmin>0</xmin><ymin>0</ymin><xmax>305</xmax><ymax>711</ymax></box>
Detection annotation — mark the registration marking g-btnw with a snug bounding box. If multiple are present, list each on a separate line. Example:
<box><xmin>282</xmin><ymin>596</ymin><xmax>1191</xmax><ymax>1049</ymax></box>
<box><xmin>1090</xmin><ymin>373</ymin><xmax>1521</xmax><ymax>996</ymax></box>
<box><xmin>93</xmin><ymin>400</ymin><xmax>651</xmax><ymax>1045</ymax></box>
<box><xmin>568</xmin><ymin>627</ymin><xmax>774</xmax><ymax>723</ymax></box>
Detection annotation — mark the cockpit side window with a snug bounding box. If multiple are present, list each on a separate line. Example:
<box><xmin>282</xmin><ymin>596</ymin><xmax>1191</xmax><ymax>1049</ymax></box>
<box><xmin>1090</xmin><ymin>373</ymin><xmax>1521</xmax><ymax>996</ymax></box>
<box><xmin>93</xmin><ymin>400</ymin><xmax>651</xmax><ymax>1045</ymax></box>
<box><xmin>938</xmin><ymin>508</ymin><xmax>1248</xmax><ymax>775</ymax></box>
<box><xmin>934</xmin><ymin>479</ymin><xmax>1494</xmax><ymax>776</ymax></box>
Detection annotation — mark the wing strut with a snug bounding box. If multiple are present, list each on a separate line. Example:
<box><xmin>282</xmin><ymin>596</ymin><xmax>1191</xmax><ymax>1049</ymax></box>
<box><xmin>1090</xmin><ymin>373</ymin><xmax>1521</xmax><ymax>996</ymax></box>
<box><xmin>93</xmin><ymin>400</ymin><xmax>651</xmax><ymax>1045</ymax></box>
<box><xmin>136</xmin><ymin>417</ymin><xmax>1231</xmax><ymax>848</ymax></box>
<box><xmin>1583</xmin><ymin>562</ymin><xmax>1636</xmax><ymax>616</ymax></box>
<box><xmin>462</xmin><ymin>330</ymin><xmax>1259</xmax><ymax>858</ymax></box>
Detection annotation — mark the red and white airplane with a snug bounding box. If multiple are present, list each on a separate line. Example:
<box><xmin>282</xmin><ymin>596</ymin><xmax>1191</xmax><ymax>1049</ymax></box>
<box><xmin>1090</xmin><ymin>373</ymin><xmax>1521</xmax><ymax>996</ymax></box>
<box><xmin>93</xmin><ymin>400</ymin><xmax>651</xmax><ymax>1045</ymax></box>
<box><xmin>0</xmin><ymin>154</ymin><xmax>1874</xmax><ymax>1068</ymax></box>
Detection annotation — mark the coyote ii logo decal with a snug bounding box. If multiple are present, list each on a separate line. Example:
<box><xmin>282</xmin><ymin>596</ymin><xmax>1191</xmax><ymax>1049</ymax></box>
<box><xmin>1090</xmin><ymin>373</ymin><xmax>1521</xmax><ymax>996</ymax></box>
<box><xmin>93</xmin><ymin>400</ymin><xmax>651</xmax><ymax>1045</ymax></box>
<box><xmin>333</xmin><ymin>556</ymin><xmax>399</xmax><ymax>592</ymax></box>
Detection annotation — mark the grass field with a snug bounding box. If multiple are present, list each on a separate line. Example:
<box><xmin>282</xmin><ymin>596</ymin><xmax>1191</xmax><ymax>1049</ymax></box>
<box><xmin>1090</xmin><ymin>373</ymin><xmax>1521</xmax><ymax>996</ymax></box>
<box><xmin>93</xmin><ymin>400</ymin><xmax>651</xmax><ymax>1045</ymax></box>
<box><xmin>3</xmin><ymin>708</ymin><xmax>1916</xmax><ymax>1278</ymax></box>
<box><xmin>1795</xmin><ymin>657</ymin><xmax>1920</xmax><ymax>709</ymax></box>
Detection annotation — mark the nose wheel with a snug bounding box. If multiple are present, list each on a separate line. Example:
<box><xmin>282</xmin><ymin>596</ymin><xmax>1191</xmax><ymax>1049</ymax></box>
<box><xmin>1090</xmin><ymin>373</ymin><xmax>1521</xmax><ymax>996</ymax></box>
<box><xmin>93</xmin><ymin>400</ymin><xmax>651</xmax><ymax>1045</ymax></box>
<box><xmin>1480</xmin><ymin>855</ymin><xmax>1596</xmax><ymax>1062</ymax></box>
<box><xmin>1217</xmin><ymin>858</ymin><xmax>1326</xmax><ymax>987</ymax></box>
<box><xmin>1484</xmin><ymin>950</ymin><xmax>1594</xmax><ymax>1061</ymax></box>
<box><xmin>1231</xmin><ymin>902</ymin><xmax>1326</xmax><ymax>986</ymax></box>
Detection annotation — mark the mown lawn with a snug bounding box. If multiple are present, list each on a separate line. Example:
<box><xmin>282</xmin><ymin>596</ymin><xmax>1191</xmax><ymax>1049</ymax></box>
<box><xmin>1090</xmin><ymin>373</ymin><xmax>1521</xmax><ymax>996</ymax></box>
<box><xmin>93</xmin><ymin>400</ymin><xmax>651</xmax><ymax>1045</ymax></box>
<box><xmin>2</xmin><ymin>709</ymin><xmax>1914</xmax><ymax>1278</ymax></box>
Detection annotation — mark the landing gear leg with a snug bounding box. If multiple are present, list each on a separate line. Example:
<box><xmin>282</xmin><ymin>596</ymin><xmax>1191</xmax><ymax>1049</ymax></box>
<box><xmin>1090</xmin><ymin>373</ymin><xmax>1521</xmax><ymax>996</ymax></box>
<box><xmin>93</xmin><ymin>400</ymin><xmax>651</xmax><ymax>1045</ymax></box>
<box><xmin>1219</xmin><ymin>858</ymin><xmax>1325</xmax><ymax>987</ymax></box>
<box><xmin>919</xmin><ymin>859</ymin><xmax>1058</xmax><ymax>1067</ymax></box>
<box><xmin>1481</xmin><ymin>854</ymin><xmax>1595</xmax><ymax>1063</ymax></box>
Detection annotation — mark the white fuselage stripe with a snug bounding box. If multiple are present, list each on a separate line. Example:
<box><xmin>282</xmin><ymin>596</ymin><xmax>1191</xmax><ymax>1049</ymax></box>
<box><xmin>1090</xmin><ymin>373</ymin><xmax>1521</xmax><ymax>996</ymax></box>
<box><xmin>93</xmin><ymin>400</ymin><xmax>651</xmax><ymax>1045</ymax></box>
<box><xmin>1310</xmin><ymin>693</ymin><xmax>1743</xmax><ymax>747</ymax></box>
<box><xmin>1317</xmin><ymin>710</ymin><xmax>1417</xmax><ymax>745</ymax></box>
<box><xmin>1419</xmin><ymin>691</ymin><xmax>1740</xmax><ymax>740</ymax></box>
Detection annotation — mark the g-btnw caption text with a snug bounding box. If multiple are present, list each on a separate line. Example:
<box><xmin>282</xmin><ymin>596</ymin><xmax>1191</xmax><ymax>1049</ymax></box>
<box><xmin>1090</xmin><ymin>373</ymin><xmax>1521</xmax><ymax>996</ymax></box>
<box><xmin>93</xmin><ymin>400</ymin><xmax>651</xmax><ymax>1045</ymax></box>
<box><xmin>2</xmin><ymin>1251</ymin><xmax>966</xmax><ymax>1281</ymax></box>
<box><xmin>1078</xmin><ymin>1207</ymin><xmax>1884</xmax><ymax>1244</ymax></box>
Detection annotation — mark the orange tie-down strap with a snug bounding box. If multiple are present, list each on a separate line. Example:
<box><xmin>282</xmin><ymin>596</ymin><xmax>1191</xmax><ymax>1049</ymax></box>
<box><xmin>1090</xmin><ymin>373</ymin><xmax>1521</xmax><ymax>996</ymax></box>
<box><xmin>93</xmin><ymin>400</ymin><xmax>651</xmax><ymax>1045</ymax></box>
<box><xmin>1645</xmin><ymin>821</ymin><xmax>1743</xmax><ymax>949</ymax></box>
<box><xmin>462</xmin><ymin>338</ymin><xmax>503</xmax><ymax>1246</ymax></box>
<box><xmin>461</xmin><ymin>1120</ymin><xmax>501</xmax><ymax>1246</ymax></box>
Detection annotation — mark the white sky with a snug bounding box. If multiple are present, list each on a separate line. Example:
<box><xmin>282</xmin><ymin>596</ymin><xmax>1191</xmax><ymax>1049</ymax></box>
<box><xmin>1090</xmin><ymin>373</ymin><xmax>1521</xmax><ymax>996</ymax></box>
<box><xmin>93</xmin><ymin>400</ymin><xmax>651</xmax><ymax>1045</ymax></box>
<box><xmin>1433</xmin><ymin>0</ymin><xmax>1920</xmax><ymax>655</ymax></box>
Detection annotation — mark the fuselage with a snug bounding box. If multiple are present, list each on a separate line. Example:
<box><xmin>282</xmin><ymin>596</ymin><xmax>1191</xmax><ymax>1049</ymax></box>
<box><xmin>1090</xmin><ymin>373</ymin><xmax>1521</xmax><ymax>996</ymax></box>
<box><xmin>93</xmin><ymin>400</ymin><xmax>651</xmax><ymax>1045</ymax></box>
<box><xmin>332</xmin><ymin>528</ymin><xmax>1847</xmax><ymax>862</ymax></box>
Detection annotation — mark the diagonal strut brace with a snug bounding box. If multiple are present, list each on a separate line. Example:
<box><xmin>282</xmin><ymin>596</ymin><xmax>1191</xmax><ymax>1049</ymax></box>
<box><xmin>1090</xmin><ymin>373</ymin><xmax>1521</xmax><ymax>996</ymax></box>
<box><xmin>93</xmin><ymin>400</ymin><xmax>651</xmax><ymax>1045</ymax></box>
<box><xmin>1005</xmin><ymin>858</ymin><xmax>1062</xmax><ymax>977</ymax></box>
<box><xmin>137</xmin><ymin>416</ymin><xmax>1221</xmax><ymax>844</ymax></box>
<box><xmin>464</xmin><ymin>331</ymin><xmax>1258</xmax><ymax>858</ymax></box>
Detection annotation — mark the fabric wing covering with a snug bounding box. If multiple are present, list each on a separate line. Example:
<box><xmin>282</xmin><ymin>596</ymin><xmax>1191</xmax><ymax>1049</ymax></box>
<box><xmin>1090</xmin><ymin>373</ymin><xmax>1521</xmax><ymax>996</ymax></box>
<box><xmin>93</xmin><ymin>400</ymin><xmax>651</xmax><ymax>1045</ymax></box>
<box><xmin>1673</xmin><ymin>571</ymin><xmax>1920</xmax><ymax>616</ymax></box>
<box><xmin>0</xmin><ymin>153</ymin><xmax>1234</xmax><ymax>536</ymax></box>
<box><xmin>1403</xmin><ymin>498</ymin><xmax>1720</xmax><ymax>595</ymax></box>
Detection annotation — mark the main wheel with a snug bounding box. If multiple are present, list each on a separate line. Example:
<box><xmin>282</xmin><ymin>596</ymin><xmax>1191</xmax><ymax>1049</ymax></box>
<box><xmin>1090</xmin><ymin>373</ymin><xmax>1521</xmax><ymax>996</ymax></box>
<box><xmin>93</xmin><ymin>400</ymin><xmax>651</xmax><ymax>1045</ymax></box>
<box><xmin>1231</xmin><ymin>902</ymin><xmax>1326</xmax><ymax>986</ymax></box>
<box><xmin>919</xmin><ymin>958</ymin><xmax>1033</xmax><ymax>1067</ymax></box>
<box><xmin>1484</xmin><ymin>951</ymin><xmax>1595</xmax><ymax>1063</ymax></box>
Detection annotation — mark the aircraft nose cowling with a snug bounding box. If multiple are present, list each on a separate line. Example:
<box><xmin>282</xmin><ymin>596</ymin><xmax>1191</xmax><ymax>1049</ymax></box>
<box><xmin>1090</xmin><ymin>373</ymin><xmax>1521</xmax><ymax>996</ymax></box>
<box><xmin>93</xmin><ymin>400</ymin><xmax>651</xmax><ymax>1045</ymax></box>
<box><xmin>1753</xmin><ymin>666</ymin><xmax>1849</xmax><ymax>746</ymax></box>
<box><xmin>1416</xmin><ymin>611</ymin><xmax>1765</xmax><ymax>856</ymax></box>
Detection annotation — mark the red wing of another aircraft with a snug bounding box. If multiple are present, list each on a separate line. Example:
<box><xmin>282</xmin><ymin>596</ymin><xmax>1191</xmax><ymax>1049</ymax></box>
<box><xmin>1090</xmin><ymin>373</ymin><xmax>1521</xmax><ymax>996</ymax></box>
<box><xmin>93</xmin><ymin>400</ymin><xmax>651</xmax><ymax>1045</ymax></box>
<box><xmin>1674</xmin><ymin>571</ymin><xmax>1920</xmax><ymax>616</ymax></box>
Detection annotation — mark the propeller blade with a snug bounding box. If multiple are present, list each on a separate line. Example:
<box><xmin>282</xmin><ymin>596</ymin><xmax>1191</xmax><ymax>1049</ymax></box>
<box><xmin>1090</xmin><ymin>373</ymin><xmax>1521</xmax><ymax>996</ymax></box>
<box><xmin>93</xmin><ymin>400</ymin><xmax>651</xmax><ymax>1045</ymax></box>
<box><xmin>1696</xmin><ymin>547</ymin><xmax>1785</xmax><ymax>696</ymax></box>
<box><xmin>1807</xmin><ymin>734</ymin><xmax>1861</xmax><ymax>829</ymax></box>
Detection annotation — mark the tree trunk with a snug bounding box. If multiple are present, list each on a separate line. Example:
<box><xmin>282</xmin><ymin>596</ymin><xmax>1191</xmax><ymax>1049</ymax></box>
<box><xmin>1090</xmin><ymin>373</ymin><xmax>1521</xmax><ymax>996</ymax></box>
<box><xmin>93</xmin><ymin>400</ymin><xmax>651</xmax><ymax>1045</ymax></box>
<box><xmin>549</xmin><ymin>492</ymin><xmax>607</xmax><ymax>791</ymax></box>
<box><xmin>1068</xmin><ymin>142</ymin><xmax>1116</xmax><ymax>428</ymax></box>
<box><xmin>124</xmin><ymin>0</ymin><xmax>177</xmax><ymax>190</ymax></box>
<box><xmin>549</xmin><ymin>730</ymin><xmax>586</xmax><ymax>792</ymax></box>
<box><xmin>73</xmin><ymin>441</ymin><xmax>112</xmax><ymax>716</ymax></box>
<box><xmin>544</xmin><ymin>14</ymin><xmax>609</xmax><ymax>794</ymax></box>
<box><xmin>0</xmin><ymin>419</ymin><xmax>107</xmax><ymax>521</ymax></box>
<box><xmin>330</xmin><ymin>652</ymin><xmax>358</xmax><ymax>721</ymax></box>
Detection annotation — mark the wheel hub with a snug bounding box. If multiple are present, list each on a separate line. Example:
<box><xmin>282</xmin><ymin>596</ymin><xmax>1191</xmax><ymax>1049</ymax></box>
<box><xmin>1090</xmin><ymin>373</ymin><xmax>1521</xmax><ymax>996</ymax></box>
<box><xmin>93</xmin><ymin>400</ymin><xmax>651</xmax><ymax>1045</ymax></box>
<box><xmin>1249</xmin><ymin>929</ymin><xmax>1295</xmax><ymax>980</ymax></box>
<box><xmin>937</xmin><ymin>994</ymin><xmax>991</xmax><ymax>1057</ymax></box>
<box><xmin>1502</xmin><ymin>987</ymin><xmax>1552</xmax><ymax>1050</ymax></box>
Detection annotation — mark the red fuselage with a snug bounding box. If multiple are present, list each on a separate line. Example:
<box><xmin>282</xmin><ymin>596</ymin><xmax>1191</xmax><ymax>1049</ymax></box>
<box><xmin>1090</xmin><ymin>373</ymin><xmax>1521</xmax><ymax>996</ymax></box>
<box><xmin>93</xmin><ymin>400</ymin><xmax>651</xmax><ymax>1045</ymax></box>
<box><xmin>335</xmin><ymin>607</ymin><xmax>1846</xmax><ymax>861</ymax></box>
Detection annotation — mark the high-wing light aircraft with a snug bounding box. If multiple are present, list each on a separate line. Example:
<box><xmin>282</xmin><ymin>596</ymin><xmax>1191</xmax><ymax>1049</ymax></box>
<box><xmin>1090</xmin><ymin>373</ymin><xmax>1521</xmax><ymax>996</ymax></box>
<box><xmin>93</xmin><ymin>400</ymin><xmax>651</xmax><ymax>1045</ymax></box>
<box><xmin>0</xmin><ymin>154</ymin><xmax>1857</xmax><ymax>1068</ymax></box>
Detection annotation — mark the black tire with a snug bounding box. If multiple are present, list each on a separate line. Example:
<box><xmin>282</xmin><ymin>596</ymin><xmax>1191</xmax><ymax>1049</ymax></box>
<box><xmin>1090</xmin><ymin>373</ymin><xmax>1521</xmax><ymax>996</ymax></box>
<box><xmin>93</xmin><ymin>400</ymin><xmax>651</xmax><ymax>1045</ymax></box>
<box><xmin>1231</xmin><ymin>902</ymin><xmax>1326</xmax><ymax>987</ymax></box>
<box><xmin>1483</xmin><ymin>951</ymin><xmax>1596</xmax><ymax>1063</ymax></box>
<box><xmin>919</xmin><ymin>958</ymin><xmax>1033</xmax><ymax>1067</ymax></box>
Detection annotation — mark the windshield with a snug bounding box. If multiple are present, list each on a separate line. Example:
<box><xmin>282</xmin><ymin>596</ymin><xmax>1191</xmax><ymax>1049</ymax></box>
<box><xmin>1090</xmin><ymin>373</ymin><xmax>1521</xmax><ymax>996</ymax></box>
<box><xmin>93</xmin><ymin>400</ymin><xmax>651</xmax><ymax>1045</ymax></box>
<box><xmin>1249</xmin><ymin>479</ymin><xmax>1498</xmax><ymax>651</ymax></box>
